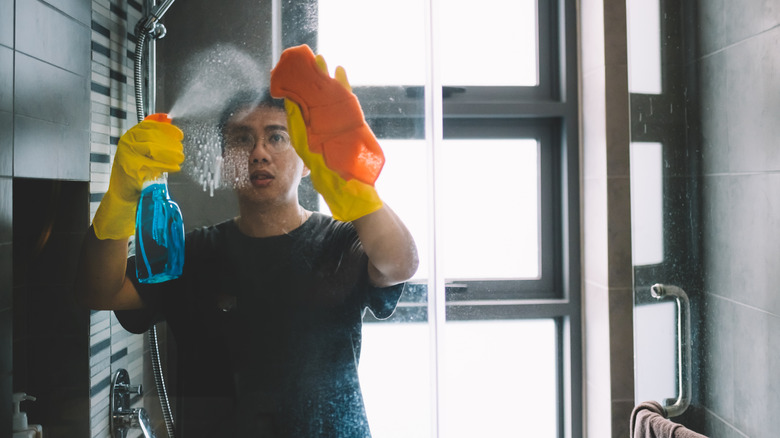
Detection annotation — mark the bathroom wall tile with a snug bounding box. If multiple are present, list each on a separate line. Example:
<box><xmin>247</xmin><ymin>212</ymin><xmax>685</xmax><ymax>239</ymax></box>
<box><xmin>0</xmin><ymin>177</ymin><xmax>10</xmax><ymax>243</ymax></box>
<box><xmin>697</xmin><ymin>51</ymin><xmax>731</xmax><ymax>176</ymax></box>
<box><xmin>0</xmin><ymin>306</ymin><xmax>10</xmax><ymax>375</ymax></box>
<box><xmin>15</xmin><ymin>53</ymin><xmax>90</xmax><ymax>129</ymax></box>
<box><xmin>0</xmin><ymin>0</ymin><xmax>12</xmax><ymax>48</ymax></box>
<box><xmin>0</xmin><ymin>368</ymin><xmax>10</xmax><ymax>438</ymax></box>
<box><xmin>0</xmin><ymin>45</ymin><xmax>12</xmax><ymax>113</ymax></box>
<box><xmin>611</xmin><ymin>399</ymin><xmax>634</xmax><ymax>438</ymax></box>
<box><xmin>701</xmin><ymin>294</ymin><xmax>735</xmax><ymax>426</ymax></box>
<box><xmin>607</xmin><ymin>176</ymin><xmax>633</xmax><ymax>288</ymax></box>
<box><xmin>0</xmin><ymin>243</ymin><xmax>10</xmax><ymax>311</ymax></box>
<box><xmin>602</xmin><ymin>0</ymin><xmax>627</xmax><ymax>68</ymax></box>
<box><xmin>604</xmin><ymin>65</ymin><xmax>630</xmax><ymax>179</ymax></box>
<box><xmin>768</xmin><ymin>313</ymin><xmax>780</xmax><ymax>435</ymax></box>
<box><xmin>727</xmin><ymin>173</ymin><xmax>780</xmax><ymax>314</ymax></box>
<box><xmin>726</xmin><ymin>29</ymin><xmax>780</xmax><ymax>174</ymax></box>
<box><xmin>608</xmin><ymin>288</ymin><xmax>634</xmax><ymax>401</ymax></box>
<box><xmin>732</xmin><ymin>304</ymin><xmax>772</xmax><ymax>437</ymax></box>
<box><xmin>42</xmin><ymin>0</ymin><xmax>91</xmax><ymax>25</ymax></box>
<box><xmin>721</xmin><ymin>0</ymin><xmax>780</xmax><ymax>49</ymax></box>
<box><xmin>15</xmin><ymin>0</ymin><xmax>90</xmax><ymax>77</ymax></box>
<box><xmin>700</xmin><ymin>408</ymin><xmax>749</xmax><ymax>438</ymax></box>
<box><xmin>696</xmin><ymin>0</ymin><xmax>727</xmax><ymax>57</ymax></box>
<box><xmin>700</xmin><ymin>175</ymin><xmax>733</xmax><ymax>298</ymax></box>
<box><xmin>14</xmin><ymin>115</ymin><xmax>90</xmax><ymax>181</ymax></box>
<box><xmin>0</xmin><ymin>112</ymin><xmax>11</xmax><ymax>177</ymax></box>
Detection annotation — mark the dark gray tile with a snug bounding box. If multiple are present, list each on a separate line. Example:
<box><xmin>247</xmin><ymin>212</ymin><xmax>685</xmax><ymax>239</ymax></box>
<box><xmin>700</xmin><ymin>175</ymin><xmax>733</xmax><ymax>298</ymax></box>
<box><xmin>697</xmin><ymin>51</ymin><xmax>731</xmax><ymax>176</ymax></box>
<box><xmin>732</xmin><ymin>304</ymin><xmax>771</xmax><ymax>437</ymax></box>
<box><xmin>701</xmin><ymin>294</ymin><xmax>735</xmax><ymax>425</ymax></box>
<box><xmin>0</xmin><ymin>112</ymin><xmax>11</xmax><ymax>177</ymax></box>
<box><xmin>41</xmin><ymin>0</ymin><xmax>91</xmax><ymax>25</ymax></box>
<box><xmin>726</xmin><ymin>29</ymin><xmax>780</xmax><ymax>174</ymax></box>
<box><xmin>696</xmin><ymin>0</ymin><xmax>727</xmax><ymax>57</ymax></box>
<box><xmin>0</xmin><ymin>307</ymin><xmax>9</xmax><ymax>375</ymax></box>
<box><xmin>14</xmin><ymin>115</ymin><xmax>89</xmax><ymax>181</ymax></box>
<box><xmin>0</xmin><ymin>177</ymin><xmax>9</xmax><ymax>243</ymax></box>
<box><xmin>700</xmin><ymin>408</ymin><xmax>748</xmax><ymax>438</ymax></box>
<box><xmin>15</xmin><ymin>53</ymin><xmax>90</xmax><ymax>128</ymax></box>
<box><xmin>721</xmin><ymin>0</ymin><xmax>779</xmax><ymax>48</ymax></box>
<box><xmin>0</xmin><ymin>243</ymin><xmax>10</xmax><ymax>311</ymax></box>
<box><xmin>769</xmin><ymin>313</ymin><xmax>780</xmax><ymax>435</ymax></box>
<box><xmin>0</xmin><ymin>370</ymin><xmax>9</xmax><ymax>438</ymax></box>
<box><xmin>727</xmin><ymin>174</ymin><xmax>780</xmax><ymax>314</ymax></box>
<box><xmin>15</xmin><ymin>0</ymin><xmax>90</xmax><ymax>77</ymax></box>
<box><xmin>0</xmin><ymin>0</ymin><xmax>11</xmax><ymax>48</ymax></box>
<box><xmin>0</xmin><ymin>46</ymin><xmax>11</xmax><ymax>113</ymax></box>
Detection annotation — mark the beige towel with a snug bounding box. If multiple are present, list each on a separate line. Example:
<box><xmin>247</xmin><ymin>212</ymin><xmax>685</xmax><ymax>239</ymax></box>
<box><xmin>630</xmin><ymin>401</ymin><xmax>708</xmax><ymax>438</ymax></box>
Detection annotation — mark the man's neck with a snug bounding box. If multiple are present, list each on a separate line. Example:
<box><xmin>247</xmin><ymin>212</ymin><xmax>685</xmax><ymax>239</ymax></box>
<box><xmin>234</xmin><ymin>202</ymin><xmax>309</xmax><ymax>238</ymax></box>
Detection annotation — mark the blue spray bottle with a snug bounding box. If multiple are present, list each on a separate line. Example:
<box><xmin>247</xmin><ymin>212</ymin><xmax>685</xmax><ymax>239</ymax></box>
<box><xmin>135</xmin><ymin>113</ymin><xmax>185</xmax><ymax>283</ymax></box>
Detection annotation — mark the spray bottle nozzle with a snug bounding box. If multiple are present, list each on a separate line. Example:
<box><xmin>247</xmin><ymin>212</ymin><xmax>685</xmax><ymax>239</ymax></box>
<box><xmin>144</xmin><ymin>113</ymin><xmax>173</xmax><ymax>124</ymax></box>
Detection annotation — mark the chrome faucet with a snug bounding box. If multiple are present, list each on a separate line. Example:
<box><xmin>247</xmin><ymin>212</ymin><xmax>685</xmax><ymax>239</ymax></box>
<box><xmin>111</xmin><ymin>368</ymin><xmax>156</xmax><ymax>438</ymax></box>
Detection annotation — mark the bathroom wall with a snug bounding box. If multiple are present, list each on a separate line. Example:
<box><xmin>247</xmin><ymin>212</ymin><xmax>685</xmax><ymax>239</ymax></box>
<box><xmin>695</xmin><ymin>2</ymin><xmax>780</xmax><ymax>437</ymax></box>
<box><xmin>87</xmin><ymin>3</ymin><xmax>150</xmax><ymax>438</ymax></box>
<box><xmin>579</xmin><ymin>0</ymin><xmax>636</xmax><ymax>435</ymax></box>
<box><xmin>2</xmin><ymin>0</ymin><xmax>92</xmax><ymax>436</ymax></box>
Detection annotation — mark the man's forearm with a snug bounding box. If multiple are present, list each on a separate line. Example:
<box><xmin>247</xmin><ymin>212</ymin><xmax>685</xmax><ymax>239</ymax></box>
<box><xmin>74</xmin><ymin>226</ymin><xmax>141</xmax><ymax>310</ymax></box>
<box><xmin>352</xmin><ymin>204</ymin><xmax>419</xmax><ymax>287</ymax></box>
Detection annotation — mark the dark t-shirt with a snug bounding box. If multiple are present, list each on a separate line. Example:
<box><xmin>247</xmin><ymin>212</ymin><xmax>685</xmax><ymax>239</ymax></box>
<box><xmin>116</xmin><ymin>213</ymin><xmax>404</xmax><ymax>437</ymax></box>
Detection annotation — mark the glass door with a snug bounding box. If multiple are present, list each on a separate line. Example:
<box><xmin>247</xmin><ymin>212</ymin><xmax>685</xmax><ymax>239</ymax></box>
<box><xmin>282</xmin><ymin>0</ymin><xmax>581</xmax><ymax>436</ymax></box>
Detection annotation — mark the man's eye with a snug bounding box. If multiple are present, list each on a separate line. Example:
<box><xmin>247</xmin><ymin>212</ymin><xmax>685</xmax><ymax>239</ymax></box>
<box><xmin>228</xmin><ymin>134</ymin><xmax>254</xmax><ymax>147</ymax></box>
<box><xmin>268</xmin><ymin>132</ymin><xmax>291</xmax><ymax>146</ymax></box>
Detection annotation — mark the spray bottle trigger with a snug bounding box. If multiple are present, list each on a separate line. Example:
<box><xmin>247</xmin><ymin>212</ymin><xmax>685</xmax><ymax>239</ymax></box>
<box><xmin>144</xmin><ymin>113</ymin><xmax>172</xmax><ymax>124</ymax></box>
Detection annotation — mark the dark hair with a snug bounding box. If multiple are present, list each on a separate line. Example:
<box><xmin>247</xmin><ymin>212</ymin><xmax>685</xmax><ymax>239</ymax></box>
<box><xmin>218</xmin><ymin>89</ymin><xmax>285</xmax><ymax>152</ymax></box>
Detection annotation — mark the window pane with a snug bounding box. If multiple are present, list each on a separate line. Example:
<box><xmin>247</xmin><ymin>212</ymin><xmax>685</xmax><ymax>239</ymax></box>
<box><xmin>440</xmin><ymin>319</ymin><xmax>558</xmax><ymax>437</ymax></box>
<box><xmin>439</xmin><ymin>0</ymin><xmax>538</xmax><ymax>86</ymax></box>
<box><xmin>359</xmin><ymin>322</ymin><xmax>432</xmax><ymax>438</ymax></box>
<box><xmin>630</xmin><ymin>142</ymin><xmax>664</xmax><ymax>265</ymax></box>
<box><xmin>317</xmin><ymin>0</ymin><xmax>539</xmax><ymax>87</ymax></box>
<box><xmin>627</xmin><ymin>0</ymin><xmax>662</xmax><ymax>93</ymax></box>
<box><xmin>317</xmin><ymin>0</ymin><xmax>426</xmax><ymax>86</ymax></box>
<box><xmin>441</xmin><ymin>139</ymin><xmax>539</xmax><ymax>279</ymax></box>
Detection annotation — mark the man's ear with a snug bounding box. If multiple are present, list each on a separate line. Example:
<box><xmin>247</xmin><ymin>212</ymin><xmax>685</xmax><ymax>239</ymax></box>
<box><xmin>302</xmin><ymin>163</ymin><xmax>311</xmax><ymax>178</ymax></box>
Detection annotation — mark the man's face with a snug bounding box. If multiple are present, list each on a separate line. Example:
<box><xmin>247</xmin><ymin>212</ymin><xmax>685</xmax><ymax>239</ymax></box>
<box><xmin>221</xmin><ymin>105</ymin><xmax>307</xmax><ymax>206</ymax></box>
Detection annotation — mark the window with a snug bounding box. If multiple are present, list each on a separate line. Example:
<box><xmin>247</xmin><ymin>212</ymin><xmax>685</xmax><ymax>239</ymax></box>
<box><xmin>281</xmin><ymin>0</ymin><xmax>581</xmax><ymax>436</ymax></box>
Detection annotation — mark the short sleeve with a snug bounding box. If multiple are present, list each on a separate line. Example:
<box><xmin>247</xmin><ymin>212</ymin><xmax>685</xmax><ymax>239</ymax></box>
<box><xmin>364</xmin><ymin>282</ymin><xmax>405</xmax><ymax>319</ymax></box>
<box><xmin>113</xmin><ymin>255</ymin><xmax>170</xmax><ymax>334</ymax></box>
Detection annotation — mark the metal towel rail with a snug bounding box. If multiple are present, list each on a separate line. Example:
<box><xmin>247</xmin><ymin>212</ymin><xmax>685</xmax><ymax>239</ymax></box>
<box><xmin>650</xmin><ymin>284</ymin><xmax>691</xmax><ymax>418</ymax></box>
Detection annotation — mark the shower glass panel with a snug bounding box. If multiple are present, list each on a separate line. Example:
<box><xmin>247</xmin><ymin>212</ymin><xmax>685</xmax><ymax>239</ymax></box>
<box><xmin>628</xmin><ymin>0</ymin><xmax>702</xmax><ymax>425</ymax></box>
<box><xmin>317</xmin><ymin>0</ymin><xmax>574</xmax><ymax>436</ymax></box>
<box><xmin>159</xmin><ymin>0</ymin><xmax>580</xmax><ymax>435</ymax></box>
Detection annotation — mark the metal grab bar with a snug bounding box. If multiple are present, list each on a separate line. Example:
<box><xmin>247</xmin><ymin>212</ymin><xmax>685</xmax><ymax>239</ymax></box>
<box><xmin>650</xmin><ymin>284</ymin><xmax>691</xmax><ymax>417</ymax></box>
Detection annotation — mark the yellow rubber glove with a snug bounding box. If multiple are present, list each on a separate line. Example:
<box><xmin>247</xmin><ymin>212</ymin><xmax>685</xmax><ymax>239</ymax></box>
<box><xmin>285</xmin><ymin>100</ymin><xmax>383</xmax><ymax>222</ymax></box>
<box><xmin>92</xmin><ymin>119</ymin><xmax>184</xmax><ymax>240</ymax></box>
<box><xmin>272</xmin><ymin>46</ymin><xmax>384</xmax><ymax>222</ymax></box>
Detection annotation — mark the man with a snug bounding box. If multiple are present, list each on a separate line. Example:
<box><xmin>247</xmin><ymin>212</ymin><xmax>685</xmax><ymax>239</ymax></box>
<box><xmin>75</xmin><ymin>45</ymin><xmax>418</xmax><ymax>437</ymax></box>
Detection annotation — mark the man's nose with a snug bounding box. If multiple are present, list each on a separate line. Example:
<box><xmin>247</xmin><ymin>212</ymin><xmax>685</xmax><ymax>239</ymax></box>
<box><xmin>249</xmin><ymin>140</ymin><xmax>272</xmax><ymax>163</ymax></box>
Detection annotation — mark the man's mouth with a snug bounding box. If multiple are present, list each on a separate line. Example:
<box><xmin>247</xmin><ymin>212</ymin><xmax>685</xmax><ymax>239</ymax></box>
<box><xmin>250</xmin><ymin>170</ymin><xmax>274</xmax><ymax>186</ymax></box>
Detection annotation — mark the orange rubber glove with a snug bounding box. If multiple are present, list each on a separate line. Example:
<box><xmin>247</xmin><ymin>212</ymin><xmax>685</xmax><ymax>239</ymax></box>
<box><xmin>269</xmin><ymin>44</ymin><xmax>384</xmax><ymax>186</ymax></box>
<box><xmin>92</xmin><ymin>116</ymin><xmax>184</xmax><ymax>240</ymax></box>
<box><xmin>270</xmin><ymin>45</ymin><xmax>384</xmax><ymax>222</ymax></box>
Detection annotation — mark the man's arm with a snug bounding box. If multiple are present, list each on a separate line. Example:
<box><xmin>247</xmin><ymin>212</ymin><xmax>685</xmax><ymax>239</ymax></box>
<box><xmin>352</xmin><ymin>204</ymin><xmax>419</xmax><ymax>287</ymax></box>
<box><xmin>74</xmin><ymin>226</ymin><xmax>143</xmax><ymax>310</ymax></box>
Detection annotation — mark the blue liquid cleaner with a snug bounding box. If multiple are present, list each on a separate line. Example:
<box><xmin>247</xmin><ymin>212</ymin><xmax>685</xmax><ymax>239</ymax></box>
<box><xmin>135</xmin><ymin>179</ymin><xmax>184</xmax><ymax>283</ymax></box>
